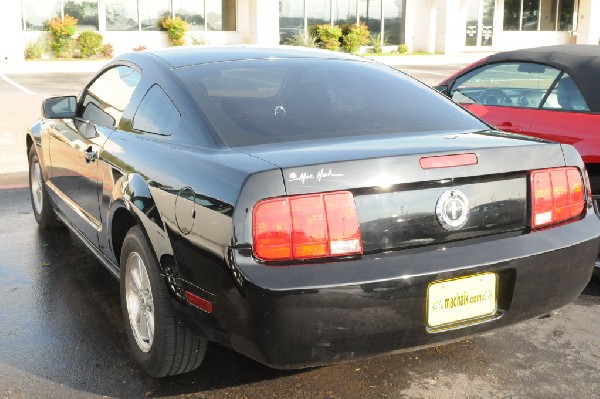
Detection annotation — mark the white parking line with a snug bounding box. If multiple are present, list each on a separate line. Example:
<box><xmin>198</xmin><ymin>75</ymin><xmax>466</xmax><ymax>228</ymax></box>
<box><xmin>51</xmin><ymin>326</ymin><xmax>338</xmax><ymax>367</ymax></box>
<box><xmin>0</xmin><ymin>73</ymin><xmax>34</xmax><ymax>95</ymax></box>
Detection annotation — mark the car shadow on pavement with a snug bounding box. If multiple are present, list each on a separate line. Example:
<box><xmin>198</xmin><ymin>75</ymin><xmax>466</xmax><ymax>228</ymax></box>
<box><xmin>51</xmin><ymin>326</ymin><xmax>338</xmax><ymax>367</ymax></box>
<box><xmin>0</xmin><ymin>188</ymin><xmax>305</xmax><ymax>398</ymax></box>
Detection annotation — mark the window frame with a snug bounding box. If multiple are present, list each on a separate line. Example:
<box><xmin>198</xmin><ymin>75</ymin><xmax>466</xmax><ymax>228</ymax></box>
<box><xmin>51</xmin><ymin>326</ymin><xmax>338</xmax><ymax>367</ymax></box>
<box><xmin>79</xmin><ymin>64</ymin><xmax>142</xmax><ymax>129</ymax></box>
<box><xmin>449</xmin><ymin>61</ymin><xmax>590</xmax><ymax>113</ymax></box>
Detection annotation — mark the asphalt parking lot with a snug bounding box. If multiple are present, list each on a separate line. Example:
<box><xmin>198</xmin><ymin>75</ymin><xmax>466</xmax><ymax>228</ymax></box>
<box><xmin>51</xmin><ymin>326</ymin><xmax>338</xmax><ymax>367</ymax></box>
<box><xmin>0</xmin><ymin>58</ymin><xmax>599</xmax><ymax>399</ymax></box>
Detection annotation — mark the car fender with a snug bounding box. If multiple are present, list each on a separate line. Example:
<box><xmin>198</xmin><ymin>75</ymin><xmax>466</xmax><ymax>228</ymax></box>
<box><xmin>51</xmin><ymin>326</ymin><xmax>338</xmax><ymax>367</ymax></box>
<box><xmin>107</xmin><ymin>172</ymin><xmax>187</xmax><ymax>301</ymax></box>
<box><xmin>25</xmin><ymin>121</ymin><xmax>49</xmax><ymax>178</ymax></box>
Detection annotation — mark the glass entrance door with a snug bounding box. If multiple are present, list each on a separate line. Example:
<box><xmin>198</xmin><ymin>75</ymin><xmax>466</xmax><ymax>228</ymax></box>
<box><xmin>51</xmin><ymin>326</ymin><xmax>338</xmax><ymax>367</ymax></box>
<box><xmin>465</xmin><ymin>0</ymin><xmax>495</xmax><ymax>47</ymax></box>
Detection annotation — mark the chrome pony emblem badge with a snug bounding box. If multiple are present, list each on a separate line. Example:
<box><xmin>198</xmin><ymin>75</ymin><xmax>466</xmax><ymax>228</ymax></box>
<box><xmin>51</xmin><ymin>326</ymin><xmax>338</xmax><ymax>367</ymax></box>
<box><xmin>435</xmin><ymin>190</ymin><xmax>469</xmax><ymax>231</ymax></box>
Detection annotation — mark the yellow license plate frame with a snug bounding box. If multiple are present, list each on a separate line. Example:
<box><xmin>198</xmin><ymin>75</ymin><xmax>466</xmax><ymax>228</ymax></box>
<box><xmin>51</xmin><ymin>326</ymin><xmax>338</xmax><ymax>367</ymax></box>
<box><xmin>427</xmin><ymin>273</ymin><xmax>497</xmax><ymax>329</ymax></box>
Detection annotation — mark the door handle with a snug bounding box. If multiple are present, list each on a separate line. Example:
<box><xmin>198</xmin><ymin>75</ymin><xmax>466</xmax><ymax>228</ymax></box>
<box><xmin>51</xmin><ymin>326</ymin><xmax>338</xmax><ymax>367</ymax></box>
<box><xmin>495</xmin><ymin>122</ymin><xmax>522</xmax><ymax>134</ymax></box>
<box><xmin>84</xmin><ymin>146</ymin><xmax>97</xmax><ymax>163</ymax></box>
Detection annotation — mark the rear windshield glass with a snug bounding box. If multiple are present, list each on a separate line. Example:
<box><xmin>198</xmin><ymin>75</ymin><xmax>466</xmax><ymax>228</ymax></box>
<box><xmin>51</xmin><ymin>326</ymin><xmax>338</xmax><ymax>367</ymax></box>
<box><xmin>176</xmin><ymin>59</ymin><xmax>488</xmax><ymax>147</ymax></box>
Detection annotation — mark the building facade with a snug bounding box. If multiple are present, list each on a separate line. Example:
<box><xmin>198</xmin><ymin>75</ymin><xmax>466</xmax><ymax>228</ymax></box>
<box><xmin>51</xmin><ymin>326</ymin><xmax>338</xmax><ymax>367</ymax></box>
<box><xmin>1</xmin><ymin>0</ymin><xmax>599</xmax><ymax>61</ymax></box>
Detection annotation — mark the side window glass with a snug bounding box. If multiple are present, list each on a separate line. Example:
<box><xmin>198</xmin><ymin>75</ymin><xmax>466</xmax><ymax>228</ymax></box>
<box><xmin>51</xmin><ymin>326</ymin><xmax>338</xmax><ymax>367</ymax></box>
<box><xmin>542</xmin><ymin>74</ymin><xmax>590</xmax><ymax>112</ymax></box>
<box><xmin>450</xmin><ymin>62</ymin><xmax>561</xmax><ymax>108</ymax></box>
<box><xmin>132</xmin><ymin>85</ymin><xmax>181</xmax><ymax>135</ymax></box>
<box><xmin>81</xmin><ymin>66</ymin><xmax>141</xmax><ymax>128</ymax></box>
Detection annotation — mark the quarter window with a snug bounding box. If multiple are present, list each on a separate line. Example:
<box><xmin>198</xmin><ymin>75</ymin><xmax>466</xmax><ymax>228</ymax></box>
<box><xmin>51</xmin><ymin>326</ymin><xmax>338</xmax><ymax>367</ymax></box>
<box><xmin>450</xmin><ymin>62</ymin><xmax>561</xmax><ymax>109</ymax></box>
<box><xmin>81</xmin><ymin>66</ymin><xmax>141</xmax><ymax>128</ymax></box>
<box><xmin>133</xmin><ymin>85</ymin><xmax>181</xmax><ymax>135</ymax></box>
<box><xmin>542</xmin><ymin>74</ymin><xmax>589</xmax><ymax>112</ymax></box>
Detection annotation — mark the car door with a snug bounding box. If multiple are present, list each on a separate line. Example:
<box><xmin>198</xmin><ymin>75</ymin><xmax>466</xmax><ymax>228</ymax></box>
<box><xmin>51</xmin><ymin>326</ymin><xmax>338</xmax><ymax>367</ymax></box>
<box><xmin>527</xmin><ymin>74</ymin><xmax>600</xmax><ymax>165</ymax></box>
<box><xmin>448</xmin><ymin>62</ymin><xmax>562</xmax><ymax>135</ymax></box>
<box><xmin>46</xmin><ymin>65</ymin><xmax>141</xmax><ymax>246</ymax></box>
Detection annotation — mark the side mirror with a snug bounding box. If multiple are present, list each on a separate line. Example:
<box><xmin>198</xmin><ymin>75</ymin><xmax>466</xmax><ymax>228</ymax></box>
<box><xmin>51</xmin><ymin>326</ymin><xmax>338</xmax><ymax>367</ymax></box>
<box><xmin>42</xmin><ymin>96</ymin><xmax>77</xmax><ymax>119</ymax></box>
<box><xmin>433</xmin><ymin>84</ymin><xmax>450</xmax><ymax>96</ymax></box>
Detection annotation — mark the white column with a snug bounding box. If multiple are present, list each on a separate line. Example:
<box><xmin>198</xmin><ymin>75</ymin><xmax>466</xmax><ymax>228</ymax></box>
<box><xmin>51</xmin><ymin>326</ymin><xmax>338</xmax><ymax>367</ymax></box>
<box><xmin>1</xmin><ymin>1</ymin><xmax>25</xmax><ymax>61</ymax></box>
<box><xmin>407</xmin><ymin>0</ymin><xmax>437</xmax><ymax>53</ymax></box>
<box><xmin>576</xmin><ymin>0</ymin><xmax>600</xmax><ymax>45</ymax></box>
<box><xmin>248</xmin><ymin>0</ymin><xmax>280</xmax><ymax>45</ymax></box>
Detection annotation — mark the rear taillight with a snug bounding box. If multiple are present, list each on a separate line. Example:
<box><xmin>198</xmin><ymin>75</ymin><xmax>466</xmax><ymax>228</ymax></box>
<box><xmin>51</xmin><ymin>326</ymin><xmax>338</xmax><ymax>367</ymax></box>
<box><xmin>530</xmin><ymin>167</ymin><xmax>585</xmax><ymax>228</ymax></box>
<box><xmin>253</xmin><ymin>191</ymin><xmax>362</xmax><ymax>261</ymax></box>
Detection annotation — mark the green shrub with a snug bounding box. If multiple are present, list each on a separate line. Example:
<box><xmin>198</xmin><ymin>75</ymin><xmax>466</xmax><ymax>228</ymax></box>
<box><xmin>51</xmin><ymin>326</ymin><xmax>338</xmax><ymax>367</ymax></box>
<box><xmin>46</xmin><ymin>14</ymin><xmax>78</xmax><ymax>57</ymax></box>
<box><xmin>190</xmin><ymin>34</ymin><xmax>208</xmax><ymax>45</ymax></box>
<box><xmin>398</xmin><ymin>43</ymin><xmax>409</xmax><ymax>54</ymax></box>
<box><xmin>310</xmin><ymin>24</ymin><xmax>343</xmax><ymax>51</ymax></box>
<box><xmin>24</xmin><ymin>35</ymin><xmax>47</xmax><ymax>59</ymax></box>
<box><xmin>161</xmin><ymin>16</ymin><xmax>190</xmax><ymax>46</ymax></box>
<box><xmin>341</xmin><ymin>23</ymin><xmax>370</xmax><ymax>54</ymax></box>
<box><xmin>76</xmin><ymin>31</ymin><xmax>103</xmax><ymax>57</ymax></box>
<box><xmin>371</xmin><ymin>33</ymin><xmax>383</xmax><ymax>54</ymax></box>
<box><xmin>285</xmin><ymin>32</ymin><xmax>319</xmax><ymax>48</ymax></box>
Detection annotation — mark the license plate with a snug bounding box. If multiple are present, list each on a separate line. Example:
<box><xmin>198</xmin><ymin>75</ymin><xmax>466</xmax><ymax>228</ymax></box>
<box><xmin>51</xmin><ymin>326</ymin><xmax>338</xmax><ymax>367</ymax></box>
<box><xmin>427</xmin><ymin>273</ymin><xmax>497</xmax><ymax>328</ymax></box>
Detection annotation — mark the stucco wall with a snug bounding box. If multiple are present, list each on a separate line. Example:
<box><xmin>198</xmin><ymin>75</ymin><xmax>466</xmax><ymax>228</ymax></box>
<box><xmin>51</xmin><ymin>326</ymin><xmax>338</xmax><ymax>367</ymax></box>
<box><xmin>1</xmin><ymin>2</ymin><xmax>24</xmax><ymax>61</ymax></box>
<box><xmin>576</xmin><ymin>0</ymin><xmax>600</xmax><ymax>45</ymax></box>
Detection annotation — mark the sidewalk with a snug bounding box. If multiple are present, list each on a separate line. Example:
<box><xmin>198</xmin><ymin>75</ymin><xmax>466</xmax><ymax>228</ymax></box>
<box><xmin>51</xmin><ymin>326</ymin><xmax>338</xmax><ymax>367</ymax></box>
<box><xmin>0</xmin><ymin>51</ymin><xmax>494</xmax><ymax>75</ymax></box>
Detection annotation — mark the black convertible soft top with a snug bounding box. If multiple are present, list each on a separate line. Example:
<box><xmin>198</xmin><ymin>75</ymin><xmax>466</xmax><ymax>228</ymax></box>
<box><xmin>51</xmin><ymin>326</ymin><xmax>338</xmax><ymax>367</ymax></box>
<box><xmin>487</xmin><ymin>45</ymin><xmax>600</xmax><ymax>112</ymax></box>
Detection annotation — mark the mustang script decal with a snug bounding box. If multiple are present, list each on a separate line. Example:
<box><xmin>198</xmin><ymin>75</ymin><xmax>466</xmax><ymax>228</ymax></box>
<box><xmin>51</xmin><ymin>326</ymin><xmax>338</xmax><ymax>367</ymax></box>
<box><xmin>288</xmin><ymin>168</ymin><xmax>344</xmax><ymax>184</ymax></box>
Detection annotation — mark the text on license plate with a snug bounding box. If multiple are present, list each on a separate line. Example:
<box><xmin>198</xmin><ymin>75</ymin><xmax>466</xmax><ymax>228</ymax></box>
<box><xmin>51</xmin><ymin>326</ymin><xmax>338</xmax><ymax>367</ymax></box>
<box><xmin>427</xmin><ymin>273</ymin><xmax>497</xmax><ymax>328</ymax></box>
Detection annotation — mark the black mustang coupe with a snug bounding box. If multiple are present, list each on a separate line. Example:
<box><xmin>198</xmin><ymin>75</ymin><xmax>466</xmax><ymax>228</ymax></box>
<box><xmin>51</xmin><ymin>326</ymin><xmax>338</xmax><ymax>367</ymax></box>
<box><xmin>26</xmin><ymin>46</ymin><xmax>600</xmax><ymax>377</ymax></box>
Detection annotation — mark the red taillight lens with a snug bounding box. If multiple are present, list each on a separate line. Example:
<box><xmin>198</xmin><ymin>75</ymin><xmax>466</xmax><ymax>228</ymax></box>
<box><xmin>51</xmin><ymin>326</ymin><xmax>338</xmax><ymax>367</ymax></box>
<box><xmin>253</xmin><ymin>191</ymin><xmax>362</xmax><ymax>261</ymax></box>
<box><xmin>530</xmin><ymin>167</ymin><xmax>585</xmax><ymax>228</ymax></box>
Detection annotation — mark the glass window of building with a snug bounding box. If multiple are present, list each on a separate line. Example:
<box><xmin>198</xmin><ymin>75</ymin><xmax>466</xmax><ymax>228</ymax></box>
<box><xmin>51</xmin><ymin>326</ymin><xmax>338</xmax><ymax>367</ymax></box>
<box><xmin>175</xmin><ymin>0</ymin><xmax>206</xmax><ymax>31</ymax></box>
<box><xmin>522</xmin><ymin>0</ymin><xmax>540</xmax><ymax>30</ymax></box>
<box><xmin>465</xmin><ymin>0</ymin><xmax>480</xmax><ymax>46</ymax></box>
<box><xmin>64</xmin><ymin>0</ymin><xmax>99</xmax><ymax>30</ymax></box>
<box><xmin>503</xmin><ymin>0</ymin><xmax>573</xmax><ymax>31</ymax></box>
<box><xmin>279</xmin><ymin>0</ymin><xmax>305</xmax><ymax>44</ymax></box>
<box><xmin>360</xmin><ymin>0</ymin><xmax>382</xmax><ymax>35</ymax></box>
<box><xmin>106</xmin><ymin>0</ymin><xmax>139</xmax><ymax>31</ymax></box>
<box><xmin>206</xmin><ymin>1</ymin><xmax>222</xmax><ymax>30</ymax></box>
<box><xmin>279</xmin><ymin>0</ymin><xmax>404</xmax><ymax>46</ymax></box>
<box><xmin>503</xmin><ymin>0</ymin><xmax>520</xmax><ymax>30</ymax></box>
<box><xmin>64</xmin><ymin>1</ymin><xmax>99</xmax><ymax>30</ymax></box>
<box><xmin>307</xmin><ymin>0</ymin><xmax>331</xmax><ymax>27</ymax></box>
<box><xmin>23</xmin><ymin>0</ymin><xmax>61</xmax><ymax>31</ymax></box>
<box><xmin>384</xmin><ymin>0</ymin><xmax>404</xmax><ymax>45</ymax></box>
<box><xmin>334</xmin><ymin>0</ymin><xmax>357</xmax><ymax>26</ymax></box>
<box><xmin>559</xmin><ymin>0</ymin><xmax>574</xmax><ymax>30</ymax></box>
<box><xmin>140</xmin><ymin>0</ymin><xmax>171</xmax><ymax>31</ymax></box>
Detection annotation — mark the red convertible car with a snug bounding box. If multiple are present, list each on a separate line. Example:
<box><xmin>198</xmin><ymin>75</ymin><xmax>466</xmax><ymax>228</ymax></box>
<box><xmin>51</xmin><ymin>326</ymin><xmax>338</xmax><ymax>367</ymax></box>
<box><xmin>437</xmin><ymin>45</ymin><xmax>600</xmax><ymax>279</ymax></box>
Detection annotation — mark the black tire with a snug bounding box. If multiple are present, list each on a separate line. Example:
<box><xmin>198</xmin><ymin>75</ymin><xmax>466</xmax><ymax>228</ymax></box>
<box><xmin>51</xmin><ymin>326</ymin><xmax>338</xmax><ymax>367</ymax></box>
<box><xmin>119</xmin><ymin>225</ymin><xmax>207</xmax><ymax>377</ymax></box>
<box><xmin>28</xmin><ymin>146</ymin><xmax>60</xmax><ymax>229</ymax></box>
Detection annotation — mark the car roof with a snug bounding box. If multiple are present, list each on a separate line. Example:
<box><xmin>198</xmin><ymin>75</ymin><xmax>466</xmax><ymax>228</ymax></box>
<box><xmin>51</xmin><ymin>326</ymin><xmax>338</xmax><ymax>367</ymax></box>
<box><xmin>141</xmin><ymin>45</ymin><xmax>366</xmax><ymax>69</ymax></box>
<box><xmin>487</xmin><ymin>45</ymin><xmax>600</xmax><ymax>112</ymax></box>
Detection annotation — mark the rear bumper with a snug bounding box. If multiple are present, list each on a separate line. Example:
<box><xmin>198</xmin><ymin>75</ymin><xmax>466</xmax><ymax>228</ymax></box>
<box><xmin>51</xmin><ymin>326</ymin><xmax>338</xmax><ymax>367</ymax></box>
<box><xmin>185</xmin><ymin>214</ymin><xmax>599</xmax><ymax>369</ymax></box>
